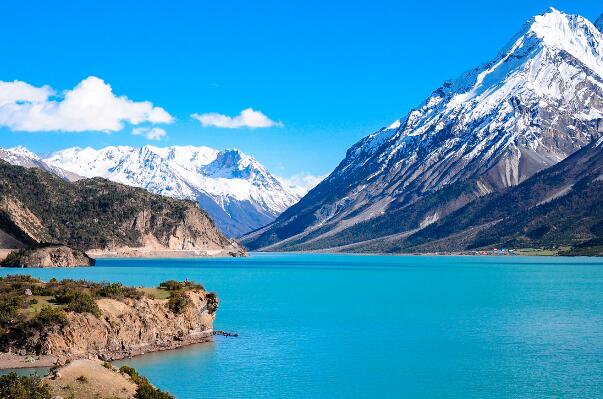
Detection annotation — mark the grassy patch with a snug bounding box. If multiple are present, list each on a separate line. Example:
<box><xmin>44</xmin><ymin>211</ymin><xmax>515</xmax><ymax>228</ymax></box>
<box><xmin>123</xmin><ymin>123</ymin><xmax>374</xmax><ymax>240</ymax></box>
<box><xmin>139</xmin><ymin>288</ymin><xmax>171</xmax><ymax>300</ymax></box>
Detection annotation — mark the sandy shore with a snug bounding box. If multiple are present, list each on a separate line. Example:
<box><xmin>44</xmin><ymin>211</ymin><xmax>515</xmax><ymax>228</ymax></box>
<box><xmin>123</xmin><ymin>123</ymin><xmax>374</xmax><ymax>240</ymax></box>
<box><xmin>0</xmin><ymin>352</ymin><xmax>59</xmax><ymax>369</ymax></box>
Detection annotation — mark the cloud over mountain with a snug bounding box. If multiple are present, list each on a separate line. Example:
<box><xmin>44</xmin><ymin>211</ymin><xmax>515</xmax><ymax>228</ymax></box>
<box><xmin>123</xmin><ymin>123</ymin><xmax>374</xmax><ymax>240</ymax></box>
<box><xmin>192</xmin><ymin>108</ymin><xmax>283</xmax><ymax>129</ymax></box>
<box><xmin>132</xmin><ymin>126</ymin><xmax>168</xmax><ymax>141</ymax></box>
<box><xmin>0</xmin><ymin>76</ymin><xmax>173</xmax><ymax>132</ymax></box>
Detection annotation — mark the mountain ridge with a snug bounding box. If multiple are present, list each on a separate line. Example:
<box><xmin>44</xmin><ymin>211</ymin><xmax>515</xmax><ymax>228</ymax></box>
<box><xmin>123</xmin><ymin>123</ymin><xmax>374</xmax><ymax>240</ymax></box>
<box><xmin>243</xmin><ymin>8</ymin><xmax>603</xmax><ymax>253</ymax></box>
<box><xmin>11</xmin><ymin>145</ymin><xmax>302</xmax><ymax>237</ymax></box>
<box><xmin>0</xmin><ymin>160</ymin><xmax>246</xmax><ymax>257</ymax></box>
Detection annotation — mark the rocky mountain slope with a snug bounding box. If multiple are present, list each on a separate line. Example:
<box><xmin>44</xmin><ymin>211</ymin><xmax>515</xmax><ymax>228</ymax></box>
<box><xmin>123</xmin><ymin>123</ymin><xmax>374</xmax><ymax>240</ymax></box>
<box><xmin>42</xmin><ymin>145</ymin><xmax>301</xmax><ymax>237</ymax></box>
<box><xmin>346</xmin><ymin>137</ymin><xmax>603</xmax><ymax>255</ymax></box>
<box><xmin>0</xmin><ymin>160</ymin><xmax>245</xmax><ymax>257</ymax></box>
<box><xmin>243</xmin><ymin>8</ymin><xmax>603</xmax><ymax>253</ymax></box>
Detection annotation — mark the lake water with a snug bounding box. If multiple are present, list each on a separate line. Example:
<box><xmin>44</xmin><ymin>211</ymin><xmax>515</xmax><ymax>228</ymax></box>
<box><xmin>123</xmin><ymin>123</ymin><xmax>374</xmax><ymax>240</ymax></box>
<box><xmin>2</xmin><ymin>253</ymin><xmax>603</xmax><ymax>398</ymax></box>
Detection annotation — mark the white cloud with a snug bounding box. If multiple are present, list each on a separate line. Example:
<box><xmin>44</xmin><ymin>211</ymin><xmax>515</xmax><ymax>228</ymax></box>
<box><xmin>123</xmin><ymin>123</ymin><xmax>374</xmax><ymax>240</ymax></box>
<box><xmin>191</xmin><ymin>108</ymin><xmax>283</xmax><ymax>129</ymax></box>
<box><xmin>132</xmin><ymin>126</ymin><xmax>167</xmax><ymax>141</ymax></box>
<box><xmin>0</xmin><ymin>76</ymin><xmax>173</xmax><ymax>132</ymax></box>
<box><xmin>277</xmin><ymin>172</ymin><xmax>328</xmax><ymax>196</ymax></box>
<box><xmin>0</xmin><ymin>81</ymin><xmax>53</xmax><ymax>107</ymax></box>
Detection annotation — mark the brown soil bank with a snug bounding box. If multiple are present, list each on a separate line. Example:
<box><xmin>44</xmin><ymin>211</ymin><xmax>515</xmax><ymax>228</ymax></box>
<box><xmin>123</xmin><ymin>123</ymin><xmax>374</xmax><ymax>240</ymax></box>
<box><xmin>0</xmin><ymin>276</ymin><xmax>217</xmax><ymax>365</ymax></box>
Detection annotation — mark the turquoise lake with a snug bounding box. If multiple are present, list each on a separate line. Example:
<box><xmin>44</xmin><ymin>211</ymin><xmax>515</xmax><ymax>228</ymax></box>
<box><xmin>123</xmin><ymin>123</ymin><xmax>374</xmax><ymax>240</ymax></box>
<box><xmin>2</xmin><ymin>253</ymin><xmax>603</xmax><ymax>398</ymax></box>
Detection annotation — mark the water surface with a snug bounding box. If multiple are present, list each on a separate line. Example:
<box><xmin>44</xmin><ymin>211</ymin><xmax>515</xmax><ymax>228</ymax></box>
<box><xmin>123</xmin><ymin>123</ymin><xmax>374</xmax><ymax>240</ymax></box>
<box><xmin>2</xmin><ymin>254</ymin><xmax>603</xmax><ymax>398</ymax></box>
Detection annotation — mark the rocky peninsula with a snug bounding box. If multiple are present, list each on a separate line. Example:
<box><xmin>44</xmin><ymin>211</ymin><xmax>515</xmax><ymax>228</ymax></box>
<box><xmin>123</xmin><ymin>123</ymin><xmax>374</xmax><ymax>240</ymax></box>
<box><xmin>0</xmin><ymin>276</ymin><xmax>218</xmax><ymax>369</ymax></box>
<box><xmin>0</xmin><ymin>244</ymin><xmax>95</xmax><ymax>268</ymax></box>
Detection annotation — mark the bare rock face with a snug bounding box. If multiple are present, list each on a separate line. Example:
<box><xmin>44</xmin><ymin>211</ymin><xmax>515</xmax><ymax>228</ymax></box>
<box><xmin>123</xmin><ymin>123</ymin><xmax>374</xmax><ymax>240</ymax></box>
<box><xmin>7</xmin><ymin>290</ymin><xmax>216</xmax><ymax>360</ymax></box>
<box><xmin>0</xmin><ymin>245</ymin><xmax>95</xmax><ymax>268</ymax></box>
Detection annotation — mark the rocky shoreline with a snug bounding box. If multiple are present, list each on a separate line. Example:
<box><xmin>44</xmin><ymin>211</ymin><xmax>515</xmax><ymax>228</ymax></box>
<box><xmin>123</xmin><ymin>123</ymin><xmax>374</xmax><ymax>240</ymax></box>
<box><xmin>0</xmin><ymin>276</ymin><xmax>218</xmax><ymax>370</ymax></box>
<box><xmin>0</xmin><ymin>332</ymin><xmax>215</xmax><ymax>370</ymax></box>
<box><xmin>0</xmin><ymin>244</ymin><xmax>95</xmax><ymax>268</ymax></box>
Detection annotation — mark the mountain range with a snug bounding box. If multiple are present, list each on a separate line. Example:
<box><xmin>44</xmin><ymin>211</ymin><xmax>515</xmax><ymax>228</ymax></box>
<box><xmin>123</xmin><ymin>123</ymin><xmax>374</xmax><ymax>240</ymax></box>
<box><xmin>0</xmin><ymin>145</ymin><xmax>302</xmax><ymax>237</ymax></box>
<box><xmin>243</xmin><ymin>8</ymin><xmax>603</xmax><ymax>255</ymax></box>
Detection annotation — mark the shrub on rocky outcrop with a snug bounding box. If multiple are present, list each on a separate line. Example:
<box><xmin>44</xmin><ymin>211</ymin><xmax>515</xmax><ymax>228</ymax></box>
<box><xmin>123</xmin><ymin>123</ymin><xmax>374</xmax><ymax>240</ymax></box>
<box><xmin>159</xmin><ymin>280</ymin><xmax>204</xmax><ymax>292</ymax></box>
<box><xmin>54</xmin><ymin>290</ymin><xmax>101</xmax><ymax>317</ymax></box>
<box><xmin>28</xmin><ymin>306</ymin><xmax>68</xmax><ymax>331</ymax></box>
<box><xmin>119</xmin><ymin>365</ymin><xmax>175</xmax><ymax>399</ymax></box>
<box><xmin>205</xmin><ymin>292</ymin><xmax>219</xmax><ymax>314</ymax></box>
<box><xmin>98</xmin><ymin>282</ymin><xmax>143</xmax><ymax>300</ymax></box>
<box><xmin>167</xmin><ymin>291</ymin><xmax>190</xmax><ymax>315</ymax></box>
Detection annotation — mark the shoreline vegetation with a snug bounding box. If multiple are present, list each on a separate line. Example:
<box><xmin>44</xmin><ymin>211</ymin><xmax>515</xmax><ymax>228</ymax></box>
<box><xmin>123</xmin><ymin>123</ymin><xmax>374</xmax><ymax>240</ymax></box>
<box><xmin>0</xmin><ymin>276</ymin><xmax>218</xmax><ymax>371</ymax></box>
<box><xmin>0</xmin><ymin>359</ymin><xmax>175</xmax><ymax>399</ymax></box>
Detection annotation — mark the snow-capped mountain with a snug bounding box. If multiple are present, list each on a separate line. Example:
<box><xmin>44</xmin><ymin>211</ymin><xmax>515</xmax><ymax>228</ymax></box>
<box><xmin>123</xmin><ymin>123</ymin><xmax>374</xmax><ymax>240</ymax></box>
<box><xmin>243</xmin><ymin>8</ymin><xmax>603</xmax><ymax>252</ymax></box>
<box><xmin>0</xmin><ymin>146</ymin><xmax>81</xmax><ymax>181</ymax></box>
<box><xmin>43</xmin><ymin>145</ymin><xmax>302</xmax><ymax>237</ymax></box>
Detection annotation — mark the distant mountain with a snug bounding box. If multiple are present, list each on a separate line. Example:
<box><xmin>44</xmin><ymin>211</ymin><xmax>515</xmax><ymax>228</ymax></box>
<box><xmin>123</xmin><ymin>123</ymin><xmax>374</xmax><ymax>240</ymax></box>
<box><xmin>42</xmin><ymin>145</ymin><xmax>302</xmax><ymax>237</ymax></box>
<box><xmin>0</xmin><ymin>160</ymin><xmax>245</xmax><ymax>256</ymax></box>
<box><xmin>596</xmin><ymin>13</ymin><xmax>603</xmax><ymax>32</ymax></box>
<box><xmin>243</xmin><ymin>8</ymin><xmax>603</xmax><ymax>253</ymax></box>
<box><xmin>0</xmin><ymin>146</ymin><xmax>81</xmax><ymax>182</ymax></box>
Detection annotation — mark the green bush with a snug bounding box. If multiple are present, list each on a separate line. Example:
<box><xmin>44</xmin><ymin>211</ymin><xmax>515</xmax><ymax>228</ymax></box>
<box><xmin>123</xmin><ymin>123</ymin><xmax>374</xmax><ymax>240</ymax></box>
<box><xmin>66</xmin><ymin>292</ymin><xmax>101</xmax><ymax>317</ymax></box>
<box><xmin>119</xmin><ymin>366</ymin><xmax>175</xmax><ymax>399</ymax></box>
<box><xmin>159</xmin><ymin>280</ymin><xmax>204</xmax><ymax>291</ymax></box>
<box><xmin>0</xmin><ymin>372</ymin><xmax>52</xmax><ymax>399</ymax></box>
<box><xmin>205</xmin><ymin>292</ymin><xmax>219</xmax><ymax>314</ymax></box>
<box><xmin>29</xmin><ymin>306</ymin><xmax>68</xmax><ymax>330</ymax></box>
<box><xmin>0</xmin><ymin>302</ymin><xmax>19</xmax><ymax>327</ymax></box>
<box><xmin>167</xmin><ymin>291</ymin><xmax>190</xmax><ymax>315</ymax></box>
<box><xmin>98</xmin><ymin>282</ymin><xmax>142</xmax><ymax>300</ymax></box>
<box><xmin>54</xmin><ymin>289</ymin><xmax>101</xmax><ymax>317</ymax></box>
<box><xmin>98</xmin><ymin>282</ymin><xmax>125</xmax><ymax>298</ymax></box>
<box><xmin>158</xmin><ymin>280</ymin><xmax>182</xmax><ymax>291</ymax></box>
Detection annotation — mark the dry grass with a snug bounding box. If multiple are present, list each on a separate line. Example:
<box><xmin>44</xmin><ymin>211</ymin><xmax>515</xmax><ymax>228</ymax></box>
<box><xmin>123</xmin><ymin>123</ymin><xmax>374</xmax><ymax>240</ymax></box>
<box><xmin>44</xmin><ymin>359</ymin><xmax>137</xmax><ymax>399</ymax></box>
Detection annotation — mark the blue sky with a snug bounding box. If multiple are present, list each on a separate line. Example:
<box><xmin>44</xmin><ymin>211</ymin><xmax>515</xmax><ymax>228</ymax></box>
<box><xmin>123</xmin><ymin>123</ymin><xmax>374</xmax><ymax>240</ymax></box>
<box><xmin>0</xmin><ymin>0</ymin><xmax>600</xmax><ymax>183</ymax></box>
